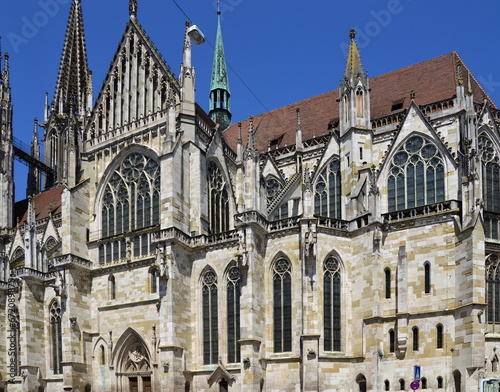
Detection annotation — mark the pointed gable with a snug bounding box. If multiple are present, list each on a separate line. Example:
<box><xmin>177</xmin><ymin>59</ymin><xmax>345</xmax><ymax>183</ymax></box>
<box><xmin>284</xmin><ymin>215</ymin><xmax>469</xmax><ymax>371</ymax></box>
<box><xmin>85</xmin><ymin>18</ymin><xmax>181</xmax><ymax>145</ymax></box>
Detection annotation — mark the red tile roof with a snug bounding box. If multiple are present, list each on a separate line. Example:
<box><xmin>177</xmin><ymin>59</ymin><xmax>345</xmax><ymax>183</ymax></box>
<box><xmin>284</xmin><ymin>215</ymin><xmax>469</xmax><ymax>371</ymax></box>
<box><xmin>14</xmin><ymin>185</ymin><xmax>65</xmax><ymax>226</ymax></box>
<box><xmin>223</xmin><ymin>52</ymin><xmax>495</xmax><ymax>153</ymax></box>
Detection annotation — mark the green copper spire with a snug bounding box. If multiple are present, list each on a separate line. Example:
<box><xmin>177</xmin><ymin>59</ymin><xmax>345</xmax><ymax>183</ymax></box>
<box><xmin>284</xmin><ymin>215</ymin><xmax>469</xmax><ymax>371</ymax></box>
<box><xmin>209</xmin><ymin>9</ymin><xmax>232</xmax><ymax>130</ymax></box>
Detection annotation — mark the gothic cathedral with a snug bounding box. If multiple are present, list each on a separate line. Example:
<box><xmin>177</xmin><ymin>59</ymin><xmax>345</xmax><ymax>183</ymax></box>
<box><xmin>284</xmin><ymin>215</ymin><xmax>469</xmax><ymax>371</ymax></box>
<box><xmin>0</xmin><ymin>1</ymin><xmax>499</xmax><ymax>392</ymax></box>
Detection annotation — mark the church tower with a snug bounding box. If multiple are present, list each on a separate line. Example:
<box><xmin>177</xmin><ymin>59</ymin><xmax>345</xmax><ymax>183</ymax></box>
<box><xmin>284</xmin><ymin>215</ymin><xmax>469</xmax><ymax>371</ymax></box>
<box><xmin>338</xmin><ymin>29</ymin><xmax>373</xmax><ymax>220</ymax></box>
<box><xmin>209</xmin><ymin>8</ymin><xmax>231</xmax><ymax>130</ymax></box>
<box><xmin>43</xmin><ymin>0</ymin><xmax>92</xmax><ymax>188</ymax></box>
<box><xmin>0</xmin><ymin>49</ymin><xmax>14</xmax><ymax>230</ymax></box>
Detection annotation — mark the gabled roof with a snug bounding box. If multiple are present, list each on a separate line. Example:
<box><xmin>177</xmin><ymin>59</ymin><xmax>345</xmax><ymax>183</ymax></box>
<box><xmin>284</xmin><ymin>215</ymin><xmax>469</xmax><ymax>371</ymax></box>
<box><xmin>14</xmin><ymin>186</ymin><xmax>65</xmax><ymax>226</ymax></box>
<box><xmin>223</xmin><ymin>52</ymin><xmax>495</xmax><ymax>153</ymax></box>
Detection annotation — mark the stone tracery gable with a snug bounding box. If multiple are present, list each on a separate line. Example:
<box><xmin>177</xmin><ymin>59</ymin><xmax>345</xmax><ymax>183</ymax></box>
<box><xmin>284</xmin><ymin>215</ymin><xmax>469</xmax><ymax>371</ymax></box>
<box><xmin>84</xmin><ymin>19</ymin><xmax>181</xmax><ymax>144</ymax></box>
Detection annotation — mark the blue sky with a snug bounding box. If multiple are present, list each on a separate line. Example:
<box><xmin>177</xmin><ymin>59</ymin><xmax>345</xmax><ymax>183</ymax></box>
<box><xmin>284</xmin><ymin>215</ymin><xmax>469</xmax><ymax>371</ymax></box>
<box><xmin>2</xmin><ymin>0</ymin><xmax>500</xmax><ymax>201</ymax></box>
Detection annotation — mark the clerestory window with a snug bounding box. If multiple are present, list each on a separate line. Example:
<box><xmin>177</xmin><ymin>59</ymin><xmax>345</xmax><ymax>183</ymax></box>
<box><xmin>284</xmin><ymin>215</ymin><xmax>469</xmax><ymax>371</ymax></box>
<box><xmin>314</xmin><ymin>159</ymin><xmax>341</xmax><ymax>218</ymax></box>
<box><xmin>479</xmin><ymin>134</ymin><xmax>500</xmax><ymax>213</ymax></box>
<box><xmin>486</xmin><ymin>254</ymin><xmax>500</xmax><ymax>324</ymax></box>
<box><xmin>388</xmin><ymin>136</ymin><xmax>445</xmax><ymax>212</ymax></box>
<box><xmin>208</xmin><ymin>161</ymin><xmax>230</xmax><ymax>234</ymax></box>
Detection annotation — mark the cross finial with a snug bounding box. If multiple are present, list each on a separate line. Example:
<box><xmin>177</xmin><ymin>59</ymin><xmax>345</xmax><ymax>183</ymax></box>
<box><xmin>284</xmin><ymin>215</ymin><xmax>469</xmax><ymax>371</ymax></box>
<box><xmin>129</xmin><ymin>0</ymin><xmax>138</xmax><ymax>19</ymax></box>
<box><xmin>410</xmin><ymin>90</ymin><xmax>416</xmax><ymax>100</ymax></box>
<box><xmin>350</xmin><ymin>28</ymin><xmax>356</xmax><ymax>40</ymax></box>
<box><xmin>217</xmin><ymin>0</ymin><xmax>221</xmax><ymax>15</ymax></box>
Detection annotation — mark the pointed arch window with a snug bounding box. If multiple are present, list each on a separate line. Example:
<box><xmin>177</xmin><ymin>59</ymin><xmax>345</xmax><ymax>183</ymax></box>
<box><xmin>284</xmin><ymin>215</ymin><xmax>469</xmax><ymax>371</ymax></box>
<box><xmin>412</xmin><ymin>326</ymin><xmax>419</xmax><ymax>351</ymax></box>
<box><xmin>208</xmin><ymin>161</ymin><xmax>230</xmax><ymax>234</ymax></box>
<box><xmin>384</xmin><ymin>380</ymin><xmax>390</xmax><ymax>392</ymax></box>
<box><xmin>356</xmin><ymin>88</ymin><xmax>364</xmax><ymax>118</ymax></box>
<box><xmin>400</xmin><ymin>379</ymin><xmax>405</xmax><ymax>391</ymax></box>
<box><xmin>424</xmin><ymin>262</ymin><xmax>431</xmax><ymax>294</ymax></box>
<box><xmin>202</xmin><ymin>269</ymin><xmax>218</xmax><ymax>364</ymax></box>
<box><xmin>109</xmin><ymin>275</ymin><xmax>116</xmax><ymax>300</ymax></box>
<box><xmin>101</xmin><ymin>153</ymin><xmax>160</xmax><ymax>238</ymax></box>
<box><xmin>421</xmin><ymin>377</ymin><xmax>427</xmax><ymax>390</ymax></box>
<box><xmin>388</xmin><ymin>136</ymin><xmax>445</xmax><ymax>212</ymax></box>
<box><xmin>150</xmin><ymin>267</ymin><xmax>159</xmax><ymax>294</ymax></box>
<box><xmin>227</xmin><ymin>265</ymin><xmax>241</xmax><ymax>363</ymax></box>
<box><xmin>437</xmin><ymin>376</ymin><xmax>443</xmax><ymax>389</ymax></box>
<box><xmin>486</xmin><ymin>254</ymin><xmax>500</xmax><ymax>324</ymax></box>
<box><xmin>273</xmin><ymin>258</ymin><xmax>292</xmax><ymax>353</ymax></box>
<box><xmin>389</xmin><ymin>329</ymin><xmax>395</xmax><ymax>353</ymax></box>
<box><xmin>50</xmin><ymin>300</ymin><xmax>63</xmax><ymax>374</ymax></box>
<box><xmin>479</xmin><ymin>134</ymin><xmax>500</xmax><ymax>212</ymax></box>
<box><xmin>436</xmin><ymin>324</ymin><xmax>443</xmax><ymax>349</ymax></box>
<box><xmin>314</xmin><ymin>159</ymin><xmax>341</xmax><ymax>218</ymax></box>
<box><xmin>385</xmin><ymin>268</ymin><xmax>391</xmax><ymax>299</ymax></box>
<box><xmin>324</xmin><ymin>256</ymin><xmax>341</xmax><ymax>351</ymax></box>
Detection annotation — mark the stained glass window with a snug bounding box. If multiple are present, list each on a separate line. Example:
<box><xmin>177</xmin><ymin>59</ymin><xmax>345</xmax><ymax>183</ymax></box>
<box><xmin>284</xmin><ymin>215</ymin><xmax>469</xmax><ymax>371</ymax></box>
<box><xmin>315</xmin><ymin>159</ymin><xmax>341</xmax><ymax>218</ymax></box>
<box><xmin>388</xmin><ymin>136</ymin><xmax>445</xmax><ymax>211</ymax></box>
<box><xmin>227</xmin><ymin>265</ymin><xmax>241</xmax><ymax>363</ymax></box>
<box><xmin>324</xmin><ymin>256</ymin><xmax>341</xmax><ymax>351</ymax></box>
<box><xmin>208</xmin><ymin>161</ymin><xmax>230</xmax><ymax>234</ymax></box>
<box><xmin>273</xmin><ymin>258</ymin><xmax>292</xmax><ymax>352</ymax></box>
<box><xmin>101</xmin><ymin>153</ymin><xmax>160</xmax><ymax>238</ymax></box>
<box><xmin>202</xmin><ymin>269</ymin><xmax>218</xmax><ymax>364</ymax></box>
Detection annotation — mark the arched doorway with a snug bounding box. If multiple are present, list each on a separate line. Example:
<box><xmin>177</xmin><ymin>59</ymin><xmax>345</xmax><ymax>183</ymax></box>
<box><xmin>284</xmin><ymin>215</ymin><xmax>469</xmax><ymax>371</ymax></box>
<box><xmin>114</xmin><ymin>329</ymin><xmax>153</xmax><ymax>392</ymax></box>
<box><xmin>356</xmin><ymin>374</ymin><xmax>367</xmax><ymax>392</ymax></box>
<box><xmin>454</xmin><ymin>370</ymin><xmax>462</xmax><ymax>392</ymax></box>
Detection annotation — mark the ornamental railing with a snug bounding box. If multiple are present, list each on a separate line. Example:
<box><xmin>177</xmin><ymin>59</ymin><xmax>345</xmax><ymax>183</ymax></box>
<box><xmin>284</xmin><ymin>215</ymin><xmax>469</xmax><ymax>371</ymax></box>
<box><xmin>383</xmin><ymin>200</ymin><xmax>459</xmax><ymax>223</ymax></box>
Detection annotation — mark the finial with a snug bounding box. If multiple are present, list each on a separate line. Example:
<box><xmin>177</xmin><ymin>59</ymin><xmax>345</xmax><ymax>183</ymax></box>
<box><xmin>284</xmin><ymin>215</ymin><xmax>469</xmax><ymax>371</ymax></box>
<box><xmin>217</xmin><ymin>0</ymin><xmax>221</xmax><ymax>15</ymax></box>
<box><xmin>237</xmin><ymin>122</ymin><xmax>242</xmax><ymax>143</ymax></box>
<box><xmin>296</xmin><ymin>108</ymin><xmax>301</xmax><ymax>125</ymax></box>
<box><xmin>350</xmin><ymin>28</ymin><xmax>356</xmax><ymax>40</ymax></box>
<box><xmin>410</xmin><ymin>90</ymin><xmax>416</xmax><ymax>100</ymax></box>
<box><xmin>129</xmin><ymin>0</ymin><xmax>138</xmax><ymax>19</ymax></box>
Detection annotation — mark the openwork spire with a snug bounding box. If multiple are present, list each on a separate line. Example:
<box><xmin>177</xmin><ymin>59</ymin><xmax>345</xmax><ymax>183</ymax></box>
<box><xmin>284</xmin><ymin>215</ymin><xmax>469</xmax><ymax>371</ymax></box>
<box><xmin>53</xmin><ymin>0</ymin><xmax>90</xmax><ymax>116</ymax></box>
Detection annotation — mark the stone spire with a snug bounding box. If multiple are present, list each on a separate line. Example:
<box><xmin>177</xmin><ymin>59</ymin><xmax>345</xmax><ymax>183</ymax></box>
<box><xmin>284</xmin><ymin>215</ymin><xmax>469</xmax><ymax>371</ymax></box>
<box><xmin>209</xmin><ymin>7</ymin><xmax>232</xmax><ymax>130</ymax></box>
<box><xmin>52</xmin><ymin>0</ymin><xmax>91</xmax><ymax>117</ymax></box>
<box><xmin>2</xmin><ymin>53</ymin><xmax>9</xmax><ymax>88</ymax></box>
<box><xmin>27</xmin><ymin>118</ymin><xmax>41</xmax><ymax>196</ymax></box>
<box><xmin>339</xmin><ymin>28</ymin><xmax>371</xmax><ymax>135</ymax></box>
<box><xmin>344</xmin><ymin>28</ymin><xmax>366</xmax><ymax>85</ymax></box>
<box><xmin>44</xmin><ymin>0</ymin><xmax>90</xmax><ymax>188</ymax></box>
<box><xmin>244</xmin><ymin>116</ymin><xmax>258</xmax><ymax>161</ymax></box>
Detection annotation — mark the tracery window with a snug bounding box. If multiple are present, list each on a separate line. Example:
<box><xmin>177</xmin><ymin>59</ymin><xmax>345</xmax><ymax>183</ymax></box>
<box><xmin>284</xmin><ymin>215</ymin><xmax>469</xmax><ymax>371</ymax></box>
<box><xmin>314</xmin><ymin>159</ymin><xmax>341</xmax><ymax>218</ymax></box>
<box><xmin>50</xmin><ymin>300</ymin><xmax>63</xmax><ymax>374</ymax></box>
<box><xmin>202</xmin><ymin>269</ymin><xmax>218</xmax><ymax>364</ymax></box>
<box><xmin>479</xmin><ymin>134</ymin><xmax>500</xmax><ymax>212</ymax></box>
<box><xmin>273</xmin><ymin>258</ymin><xmax>292</xmax><ymax>353</ymax></box>
<box><xmin>101</xmin><ymin>153</ymin><xmax>160</xmax><ymax>238</ymax></box>
<box><xmin>266</xmin><ymin>176</ymin><xmax>283</xmax><ymax>204</ymax></box>
<box><xmin>388</xmin><ymin>136</ymin><xmax>445</xmax><ymax>212</ymax></box>
<box><xmin>227</xmin><ymin>265</ymin><xmax>241</xmax><ymax>363</ymax></box>
<box><xmin>324</xmin><ymin>256</ymin><xmax>341</xmax><ymax>351</ymax></box>
<box><xmin>208</xmin><ymin>161</ymin><xmax>230</xmax><ymax>234</ymax></box>
<box><xmin>486</xmin><ymin>254</ymin><xmax>500</xmax><ymax>324</ymax></box>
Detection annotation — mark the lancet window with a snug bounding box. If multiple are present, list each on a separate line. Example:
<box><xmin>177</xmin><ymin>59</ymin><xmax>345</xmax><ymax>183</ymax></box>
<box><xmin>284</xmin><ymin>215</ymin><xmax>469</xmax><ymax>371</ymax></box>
<box><xmin>208</xmin><ymin>161</ymin><xmax>230</xmax><ymax>234</ymax></box>
<box><xmin>479</xmin><ymin>134</ymin><xmax>500</xmax><ymax>213</ymax></box>
<box><xmin>50</xmin><ymin>300</ymin><xmax>63</xmax><ymax>374</ymax></box>
<box><xmin>273</xmin><ymin>258</ymin><xmax>292</xmax><ymax>353</ymax></box>
<box><xmin>324</xmin><ymin>256</ymin><xmax>341</xmax><ymax>351</ymax></box>
<box><xmin>227</xmin><ymin>265</ymin><xmax>241</xmax><ymax>363</ymax></box>
<box><xmin>314</xmin><ymin>159</ymin><xmax>341</xmax><ymax>218</ymax></box>
<box><xmin>101</xmin><ymin>153</ymin><xmax>160</xmax><ymax>238</ymax></box>
<box><xmin>486</xmin><ymin>254</ymin><xmax>500</xmax><ymax>324</ymax></box>
<box><xmin>202</xmin><ymin>269</ymin><xmax>218</xmax><ymax>364</ymax></box>
<box><xmin>388</xmin><ymin>136</ymin><xmax>445</xmax><ymax>212</ymax></box>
